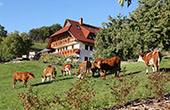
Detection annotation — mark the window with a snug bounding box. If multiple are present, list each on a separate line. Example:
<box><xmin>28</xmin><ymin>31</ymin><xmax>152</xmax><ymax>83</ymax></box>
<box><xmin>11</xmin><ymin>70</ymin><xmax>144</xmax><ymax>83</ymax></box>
<box><xmin>72</xmin><ymin>45</ymin><xmax>74</xmax><ymax>49</ymax></box>
<box><xmin>65</xmin><ymin>22</ymin><xmax>71</xmax><ymax>27</ymax></box>
<box><xmin>93</xmin><ymin>36</ymin><xmax>95</xmax><ymax>40</ymax></box>
<box><xmin>75</xmin><ymin>25</ymin><xmax>81</xmax><ymax>30</ymax></box>
<box><xmin>90</xmin><ymin>46</ymin><xmax>93</xmax><ymax>51</ymax></box>
<box><xmin>89</xmin><ymin>35</ymin><xmax>92</xmax><ymax>39</ymax></box>
<box><xmin>84</xmin><ymin>57</ymin><xmax>88</xmax><ymax>61</ymax></box>
<box><xmin>85</xmin><ymin>45</ymin><xmax>88</xmax><ymax>50</ymax></box>
<box><xmin>88</xmin><ymin>34</ymin><xmax>95</xmax><ymax>40</ymax></box>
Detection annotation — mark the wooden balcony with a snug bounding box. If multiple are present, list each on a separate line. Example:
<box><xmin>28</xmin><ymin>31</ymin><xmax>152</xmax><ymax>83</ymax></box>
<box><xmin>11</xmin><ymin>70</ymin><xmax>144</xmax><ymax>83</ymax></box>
<box><xmin>51</xmin><ymin>37</ymin><xmax>75</xmax><ymax>48</ymax></box>
<box><xmin>55</xmin><ymin>49</ymin><xmax>80</xmax><ymax>56</ymax></box>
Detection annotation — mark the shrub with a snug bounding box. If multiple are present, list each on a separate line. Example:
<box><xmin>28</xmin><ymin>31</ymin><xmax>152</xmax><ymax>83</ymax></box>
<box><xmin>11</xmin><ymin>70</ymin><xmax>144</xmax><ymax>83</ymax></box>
<box><xmin>16</xmin><ymin>74</ymin><xmax>96</xmax><ymax>110</ymax></box>
<box><xmin>107</xmin><ymin>68</ymin><xmax>139</xmax><ymax>106</ymax></box>
<box><xmin>39</xmin><ymin>53</ymin><xmax>80</xmax><ymax>68</ymax></box>
<box><xmin>53</xmin><ymin>74</ymin><xmax>96</xmax><ymax>110</ymax></box>
<box><xmin>16</xmin><ymin>87</ymin><xmax>53</xmax><ymax>110</ymax></box>
<box><xmin>39</xmin><ymin>53</ymin><xmax>69</xmax><ymax>66</ymax></box>
<box><xmin>146</xmin><ymin>71</ymin><xmax>170</xmax><ymax>99</ymax></box>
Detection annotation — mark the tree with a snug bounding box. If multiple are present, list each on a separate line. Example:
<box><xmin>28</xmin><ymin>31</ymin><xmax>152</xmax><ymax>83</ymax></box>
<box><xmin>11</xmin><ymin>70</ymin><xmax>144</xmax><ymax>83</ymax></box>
<box><xmin>29</xmin><ymin>24</ymin><xmax>61</xmax><ymax>42</ymax></box>
<box><xmin>29</xmin><ymin>28</ymin><xmax>39</xmax><ymax>41</ymax></box>
<box><xmin>0</xmin><ymin>31</ymin><xmax>32</xmax><ymax>62</ymax></box>
<box><xmin>94</xmin><ymin>0</ymin><xmax>170</xmax><ymax>60</ymax></box>
<box><xmin>49</xmin><ymin>24</ymin><xmax>62</xmax><ymax>35</ymax></box>
<box><xmin>0</xmin><ymin>25</ymin><xmax>7</xmax><ymax>43</ymax></box>
<box><xmin>129</xmin><ymin>0</ymin><xmax>170</xmax><ymax>51</ymax></box>
<box><xmin>20</xmin><ymin>32</ymin><xmax>32</xmax><ymax>54</ymax></box>
<box><xmin>94</xmin><ymin>14</ymin><xmax>137</xmax><ymax>60</ymax></box>
<box><xmin>38</xmin><ymin>26</ymin><xmax>50</xmax><ymax>43</ymax></box>
<box><xmin>118</xmin><ymin>0</ymin><xmax>132</xmax><ymax>7</ymax></box>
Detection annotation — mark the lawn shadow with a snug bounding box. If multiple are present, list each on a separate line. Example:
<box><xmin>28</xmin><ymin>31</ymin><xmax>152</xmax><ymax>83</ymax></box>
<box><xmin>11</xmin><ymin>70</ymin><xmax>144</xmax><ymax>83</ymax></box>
<box><xmin>92</xmin><ymin>75</ymin><xmax>101</xmax><ymax>78</ymax></box>
<box><xmin>91</xmin><ymin>70</ymin><xmax>142</xmax><ymax>78</ymax></box>
<box><xmin>31</xmin><ymin>77</ymin><xmax>74</xmax><ymax>87</ymax></box>
<box><xmin>31</xmin><ymin>82</ymin><xmax>52</xmax><ymax>87</ymax></box>
<box><xmin>164</xmin><ymin>56</ymin><xmax>170</xmax><ymax>59</ymax></box>
<box><xmin>160</xmin><ymin>68</ymin><xmax>170</xmax><ymax>72</ymax></box>
<box><xmin>121</xmin><ymin>71</ymin><xmax>142</xmax><ymax>77</ymax></box>
<box><xmin>56</xmin><ymin>77</ymin><xmax>74</xmax><ymax>82</ymax></box>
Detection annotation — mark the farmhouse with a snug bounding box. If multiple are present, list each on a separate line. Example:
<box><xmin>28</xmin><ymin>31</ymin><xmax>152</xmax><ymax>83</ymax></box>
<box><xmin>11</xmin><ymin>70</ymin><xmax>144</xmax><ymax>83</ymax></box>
<box><xmin>46</xmin><ymin>18</ymin><xmax>100</xmax><ymax>62</ymax></box>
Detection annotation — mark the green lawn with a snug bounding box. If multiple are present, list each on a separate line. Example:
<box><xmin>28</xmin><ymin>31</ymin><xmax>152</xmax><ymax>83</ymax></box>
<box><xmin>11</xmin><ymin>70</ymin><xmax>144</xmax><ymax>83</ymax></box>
<box><xmin>0</xmin><ymin>57</ymin><xmax>170</xmax><ymax>110</ymax></box>
<box><xmin>30</xmin><ymin>42</ymin><xmax>48</xmax><ymax>52</ymax></box>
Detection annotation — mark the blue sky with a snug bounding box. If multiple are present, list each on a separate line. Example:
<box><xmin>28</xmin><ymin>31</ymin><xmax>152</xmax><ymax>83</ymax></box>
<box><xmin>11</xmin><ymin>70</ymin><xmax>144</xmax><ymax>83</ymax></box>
<box><xmin>0</xmin><ymin>0</ymin><xmax>138</xmax><ymax>34</ymax></box>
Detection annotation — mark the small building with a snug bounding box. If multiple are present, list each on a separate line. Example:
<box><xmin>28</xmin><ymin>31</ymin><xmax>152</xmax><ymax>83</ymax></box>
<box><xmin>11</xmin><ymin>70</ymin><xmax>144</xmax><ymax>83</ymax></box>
<box><xmin>46</xmin><ymin>18</ymin><xmax>100</xmax><ymax>62</ymax></box>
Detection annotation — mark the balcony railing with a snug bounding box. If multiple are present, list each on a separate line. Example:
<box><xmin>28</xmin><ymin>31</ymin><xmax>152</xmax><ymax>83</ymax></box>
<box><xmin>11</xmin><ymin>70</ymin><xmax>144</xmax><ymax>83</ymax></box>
<box><xmin>55</xmin><ymin>49</ymin><xmax>80</xmax><ymax>56</ymax></box>
<box><xmin>51</xmin><ymin>37</ymin><xmax>75</xmax><ymax>48</ymax></box>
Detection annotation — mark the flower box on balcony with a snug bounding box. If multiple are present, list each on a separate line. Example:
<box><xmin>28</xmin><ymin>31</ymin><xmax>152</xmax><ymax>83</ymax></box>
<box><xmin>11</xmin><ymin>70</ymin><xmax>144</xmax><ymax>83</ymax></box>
<box><xmin>58</xmin><ymin>40</ymin><xmax>62</xmax><ymax>44</ymax></box>
<box><xmin>66</xmin><ymin>38</ymin><xmax>69</xmax><ymax>42</ymax></box>
<box><xmin>75</xmin><ymin>49</ymin><xmax>80</xmax><ymax>54</ymax></box>
<box><xmin>63</xmin><ymin>39</ymin><xmax>67</xmax><ymax>42</ymax></box>
<box><xmin>70</xmin><ymin>38</ymin><xmax>74</xmax><ymax>42</ymax></box>
<box><xmin>55</xmin><ymin>42</ymin><xmax>58</xmax><ymax>45</ymax></box>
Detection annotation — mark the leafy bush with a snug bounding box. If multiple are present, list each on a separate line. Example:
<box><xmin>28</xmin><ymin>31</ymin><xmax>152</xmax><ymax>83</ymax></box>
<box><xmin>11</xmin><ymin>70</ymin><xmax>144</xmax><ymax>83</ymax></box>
<box><xmin>39</xmin><ymin>53</ymin><xmax>80</xmax><ymax>68</ymax></box>
<box><xmin>16</xmin><ymin>87</ymin><xmax>53</xmax><ymax>110</ymax></box>
<box><xmin>53</xmin><ymin>74</ymin><xmax>96</xmax><ymax>110</ymax></box>
<box><xmin>107</xmin><ymin>68</ymin><xmax>139</xmax><ymax>106</ymax></box>
<box><xmin>146</xmin><ymin>71</ymin><xmax>170</xmax><ymax>99</ymax></box>
<box><xmin>0</xmin><ymin>31</ymin><xmax>32</xmax><ymax>62</ymax></box>
<box><xmin>39</xmin><ymin>53</ymin><xmax>69</xmax><ymax>66</ymax></box>
<box><xmin>16</xmin><ymin>74</ymin><xmax>96</xmax><ymax>110</ymax></box>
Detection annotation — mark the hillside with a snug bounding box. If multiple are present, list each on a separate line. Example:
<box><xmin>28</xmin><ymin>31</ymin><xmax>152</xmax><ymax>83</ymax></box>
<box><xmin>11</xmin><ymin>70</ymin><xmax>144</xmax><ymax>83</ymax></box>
<box><xmin>30</xmin><ymin>42</ymin><xmax>48</xmax><ymax>52</ymax></box>
<box><xmin>0</xmin><ymin>57</ymin><xmax>170</xmax><ymax>109</ymax></box>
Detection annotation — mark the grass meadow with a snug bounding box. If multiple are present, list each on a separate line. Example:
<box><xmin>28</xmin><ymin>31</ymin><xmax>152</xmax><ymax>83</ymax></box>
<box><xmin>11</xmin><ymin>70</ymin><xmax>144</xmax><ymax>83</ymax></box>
<box><xmin>30</xmin><ymin>42</ymin><xmax>48</xmax><ymax>52</ymax></box>
<box><xmin>0</xmin><ymin>57</ymin><xmax>170</xmax><ymax>110</ymax></box>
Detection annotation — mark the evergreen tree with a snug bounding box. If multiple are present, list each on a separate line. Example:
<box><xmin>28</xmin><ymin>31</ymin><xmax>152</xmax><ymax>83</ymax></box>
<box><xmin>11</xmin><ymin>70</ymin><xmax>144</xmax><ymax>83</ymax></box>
<box><xmin>94</xmin><ymin>14</ymin><xmax>136</xmax><ymax>60</ymax></box>
<box><xmin>118</xmin><ymin>0</ymin><xmax>132</xmax><ymax>7</ymax></box>
<box><xmin>129</xmin><ymin>0</ymin><xmax>170</xmax><ymax>51</ymax></box>
<box><xmin>29</xmin><ymin>24</ymin><xmax>61</xmax><ymax>42</ymax></box>
<box><xmin>0</xmin><ymin>25</ymin><xmax>7</xmax><ymax>43</ymax></box>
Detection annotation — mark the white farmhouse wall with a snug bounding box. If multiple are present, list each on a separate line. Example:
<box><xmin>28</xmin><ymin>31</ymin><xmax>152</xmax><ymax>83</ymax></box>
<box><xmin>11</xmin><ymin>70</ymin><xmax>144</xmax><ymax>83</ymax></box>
<box><xmin>53</xmin><ymin>41</ymin><xmax>95</xmax><ymax>62</ymax></box>
<box><xmin>68</xmin><ymin>45</ymin><xmax>72</xmax><ymax>50</ymax></box>
<box><xmin>74</xmin><ymin>43</ymin><xmax>80</xmax><ymax>49</ymax></box>
<box><xmin>79</xmin><ymin>42</ymin><xmax>95</xmax><ymax>62</ymax></box>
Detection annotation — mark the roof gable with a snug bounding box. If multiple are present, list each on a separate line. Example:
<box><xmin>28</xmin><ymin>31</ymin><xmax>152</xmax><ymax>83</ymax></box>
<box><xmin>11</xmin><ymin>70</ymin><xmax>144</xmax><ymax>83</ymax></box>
<box><xmin>50</xmin><ymin>18</ymin><xmax>100</xmax><ymax>43</ymax></box>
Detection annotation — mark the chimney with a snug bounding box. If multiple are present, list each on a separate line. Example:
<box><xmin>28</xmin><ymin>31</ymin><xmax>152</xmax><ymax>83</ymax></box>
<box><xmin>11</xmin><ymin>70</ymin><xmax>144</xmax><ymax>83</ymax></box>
<box><xmin>79</xmin><ymin>18</ymin><xmax>83</xmax><ymax>25</ymax></box>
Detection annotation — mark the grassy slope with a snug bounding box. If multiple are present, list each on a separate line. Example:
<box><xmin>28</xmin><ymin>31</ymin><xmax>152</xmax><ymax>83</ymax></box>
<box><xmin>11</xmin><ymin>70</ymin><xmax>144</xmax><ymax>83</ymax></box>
<box><xmin>30</xmin><ymin>42</ymin><xmax>48</xmax><ymax>52</ymax></box>
<box><xmin>0</xmin><ymin>58</ymin><xmax>170</xmax><ymax>110</ymax></box>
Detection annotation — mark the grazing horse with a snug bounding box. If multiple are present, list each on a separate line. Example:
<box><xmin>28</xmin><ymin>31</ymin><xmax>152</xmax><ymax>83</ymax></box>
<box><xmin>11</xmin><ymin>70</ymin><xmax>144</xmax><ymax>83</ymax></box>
<box><xmin>138</xmin><ymin>51</ymin><xmax>162</xmax><ymax>74</ymax></box>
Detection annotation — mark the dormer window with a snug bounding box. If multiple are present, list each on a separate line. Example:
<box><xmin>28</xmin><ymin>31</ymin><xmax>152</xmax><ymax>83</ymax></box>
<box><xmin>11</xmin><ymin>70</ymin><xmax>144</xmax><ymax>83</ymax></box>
<box><xmin>75</xmin><ymin>25</ymin><xmax>81</xmax><ymax>30</ymax></box>
<box><xmin>88</xmin><ymin>34</ymin><xmax>95</xmax><ymax>40</ymax></box>
<box><xmin>65</xmin><ymin>22</ymin><xmax>70</xmax><ymax>27</ymax></box>
<box><xmin>89</xmin><ymin>35</ymin><xmax>92</xmax><ymax>39</ymax></box>
<box><xmin>93</xmin><ymin>36</ymin><xmax>96</xmax><ymax>40</ymax></box>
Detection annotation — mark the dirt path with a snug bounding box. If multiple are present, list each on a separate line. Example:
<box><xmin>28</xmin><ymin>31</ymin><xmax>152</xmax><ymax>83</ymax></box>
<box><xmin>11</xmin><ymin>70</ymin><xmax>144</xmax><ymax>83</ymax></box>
<box><xmin>101</xmin><ymin>93</ymin><xmax>170</xmax><ymax>110</ymax></box>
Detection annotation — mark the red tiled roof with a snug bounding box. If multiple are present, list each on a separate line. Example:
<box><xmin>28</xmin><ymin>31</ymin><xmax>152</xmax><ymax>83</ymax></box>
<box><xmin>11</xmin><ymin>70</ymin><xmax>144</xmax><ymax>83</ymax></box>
<box><xmin>50</xmin><ymin>19</ymin><xmax>100</xmax><ymax>43</ymax></box>
<box><xmin>51</xmin><ymin>25</ymin><xmax>71</xmax><ymax>37</ymax></box>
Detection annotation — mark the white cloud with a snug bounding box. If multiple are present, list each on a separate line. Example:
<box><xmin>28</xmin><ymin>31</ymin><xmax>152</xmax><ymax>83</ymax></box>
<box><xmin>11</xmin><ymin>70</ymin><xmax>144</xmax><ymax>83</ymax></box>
<box><xmin>0</xmin><ymin>2</ymin><xmax>3</xmax><ymax>6</ymax></box>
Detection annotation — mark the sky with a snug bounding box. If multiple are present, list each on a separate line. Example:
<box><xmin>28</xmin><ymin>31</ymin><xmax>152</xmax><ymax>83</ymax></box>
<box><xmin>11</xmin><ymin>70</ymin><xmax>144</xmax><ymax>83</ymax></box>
<box><xmin>0</xmin><ymin>0</ymin><xmax>138</xmax><ymax>34</ymax></box>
